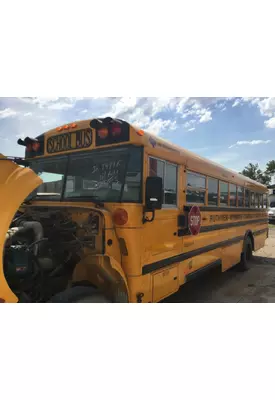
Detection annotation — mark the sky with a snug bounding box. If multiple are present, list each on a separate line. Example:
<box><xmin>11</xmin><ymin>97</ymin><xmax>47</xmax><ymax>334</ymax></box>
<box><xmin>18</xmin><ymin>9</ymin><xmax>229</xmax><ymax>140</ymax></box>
<box><xmin>0</xmin><ymin>97</ymin><xmax>275</xmax><ymax>175</ymax></box>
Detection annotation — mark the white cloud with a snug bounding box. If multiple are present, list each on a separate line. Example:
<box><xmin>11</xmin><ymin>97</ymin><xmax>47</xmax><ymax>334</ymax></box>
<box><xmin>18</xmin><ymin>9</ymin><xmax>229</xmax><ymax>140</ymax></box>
<box><xmin>265</xmin><ymin>117</ymin><xmax>275</xmax><ymax>128</ymax></box>
<box><xmin>19</xmin><ymin>97</ymin><xmax>82</xmax><ymax>111</ymax></box>
<box><xmin>23</xmin><ymin>112</ymin><xmax>32</xmax><ymax>117</ymax></box>
<box><xmin>19</xmin><ymin>97</ymin><xmax>60</xmax><ymax>107</ymax></box>
<box><xmin>255</xmin><ymin>97</ymin><xmax>275</xmax><ymax>117</ymax></box>
<box><xmin>216</xmin><ymin>102</ymin><xmax>226</xmax><ymax>109</ymax></box>
<box><xmin>176</xmin><ymin>97</ymin><xmax>190</xmax><ymax>113</ymax></box>
<box><xmin>145</xmin><ymin>119</ymin><xmax>177</xmax><ymax>135</ymax></box>
<box><xmin>232</xmin><ymin>99</ymin><xmax>241</xmax><ymax>107</ymax></box>
<box><xmin>99</xmin><ymin>97</ymin><xmax>220</xmax><ymax>133</ymax></box>
<box><xmin>242</xmin><ymin>97</ymin><xmax>275</xmax><ymax>128</ymax></box>
<box><xmin>188</xmin><ymin>127</ymin><xmax>195</xmax><ymax>131</ymax></box>
<box><xmin>229</xmin><ymin>140</ymin><xmax>271</xmax><ymax>148</ymax></box>
<box><xmin>128</xmin><ymin>107</ymin><xmax>151</xmax><ymax>127</ymax></box>
<box><xmin>199</xmin><ymin>110</ymin><xmax>212</xmax><ymax>123</ymax></box>
<box><xmin>48</xmin><ymin>102</ymin><xmax>75</xmax><ymax>110</ymax></box>
<box><xmin>79</xmin><ymin>109</ymin><xmax>88</xmax><ymax>114</ymax></box>
<box><xmin>0</xmin><ymin>108</ymin><xmax>17</xmax><ymax>119</ymax></box>
<box><xmin>151</xmin><ymin>97</ymin><xmax>177</xmax><ymax>116</ymax></box>
<box><xmin>106</xmin><ymin>97</ymin><xmax>138</xmax><ymax>118</ymax></box>
<box><xmin>184</xmin><ymin>119</ymin><xmax>196</xmax><ymax>129</ymax></box>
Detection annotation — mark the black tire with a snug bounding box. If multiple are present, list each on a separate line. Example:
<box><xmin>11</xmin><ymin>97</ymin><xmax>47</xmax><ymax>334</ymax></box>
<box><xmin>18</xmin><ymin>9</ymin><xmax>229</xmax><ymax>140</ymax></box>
<box><xmin>48</xmin><ymin>286</ymin><xmax>111</xmax><ymax>303</ymax></box>
<box><xmin>237</xmin><ymin>236</ymin><xmax>253</xmax><ymax>271</ymax></box>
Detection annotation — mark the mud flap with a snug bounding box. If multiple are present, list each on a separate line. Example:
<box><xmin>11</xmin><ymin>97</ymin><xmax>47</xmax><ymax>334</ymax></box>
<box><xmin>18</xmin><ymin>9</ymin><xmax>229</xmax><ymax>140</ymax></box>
<box><xmin>0</xmin><ymin>154</ymin><xmax>42</xmax><ymax>303</ymax></box>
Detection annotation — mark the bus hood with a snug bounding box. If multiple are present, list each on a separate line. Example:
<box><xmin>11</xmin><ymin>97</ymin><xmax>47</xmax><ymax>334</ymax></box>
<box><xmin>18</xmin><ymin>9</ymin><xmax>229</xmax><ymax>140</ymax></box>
<box><xmin>0</xmin><ymin>154</ymin><xmax>42</xmax><ymax>302</ymax></box>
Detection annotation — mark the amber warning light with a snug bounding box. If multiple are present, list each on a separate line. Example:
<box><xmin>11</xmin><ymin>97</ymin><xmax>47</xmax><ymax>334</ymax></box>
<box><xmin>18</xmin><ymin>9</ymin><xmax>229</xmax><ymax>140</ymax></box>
<box><xmin>17</xmin><ymin>136</ymin><xmax>44</xmax><ymax>157</ymax></box>
<box><xmin>90</xmin><ymin>118</ymin><xmax>130</xmax><ymax>146</ymax></box>
<box><xmin>113</xmin><ymin>209</ymin><xmax>128</xmax><ymax>226</ymax></box>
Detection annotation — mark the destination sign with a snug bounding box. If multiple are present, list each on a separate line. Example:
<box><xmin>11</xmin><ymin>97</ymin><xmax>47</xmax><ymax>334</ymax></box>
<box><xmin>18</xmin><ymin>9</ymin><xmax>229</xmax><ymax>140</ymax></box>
<box><xmin>47</xmin><ymin>129</ymin><xmax>92</xmax><ymax>154</ymax></box>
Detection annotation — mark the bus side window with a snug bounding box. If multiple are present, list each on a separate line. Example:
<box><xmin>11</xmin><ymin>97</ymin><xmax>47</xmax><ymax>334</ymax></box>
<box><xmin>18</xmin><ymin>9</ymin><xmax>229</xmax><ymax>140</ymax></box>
<box><xmin>149</xmin><ymin>157</ymin><xmax>178</xmax><ymax>207</ymax></box>
<box><xmin>237</xmin><ymin>186</ymin><xmax>244</xmax><ymax>207</ymax></box>
<box><xmin>219</xmin><ymin>181</ymin><xmax>229</xmax><ymax>206</ymax></box>
<box><xmin>251</xmin><ymin>192</ymin><xmax>255</xmax><ymax>208</ymax></box>
<box><xmin>229</xmin><ymin>184</ymin><xmax>237</xmax><ymax>207</ymax></box>
<box><xmin>208</xmin><ymin>177</ymin><xmax>218</xmax><ymax>206</ymax></box>
<box><xmin>186</xmin><ymin>171</ymin><xmax>206</xmax><ymax>204</ymax></box>
<box><xmin>149</xmin><ymin>157</ymin><xmax>164</xmax><ymax>178</ymax></box>
<box><xmin>259</xmin><ymin>194</ymin><xmax>263</xmax><ymax>208</ymax></box>
<box><xmin>263</xmin><ymin>193</ymin><xmax>267</xmax><ymax>208</ymax></box>
<box><xmin>245</xmin><ymin>189</ymin><xmax>250</xmax><ymax>207</ymax></box>
<box><xmin>255</xmin><ymin>193</ymin><xmax>259</xmax><ymax>208</ymax></box>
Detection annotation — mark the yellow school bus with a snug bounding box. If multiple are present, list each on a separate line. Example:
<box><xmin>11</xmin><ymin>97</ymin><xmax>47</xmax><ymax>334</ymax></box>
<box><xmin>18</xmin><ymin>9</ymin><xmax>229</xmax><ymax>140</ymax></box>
<box><xmin>0</xmin><ymin>117</ymin><xmax>269</xmax><ymax>303</ymax></box>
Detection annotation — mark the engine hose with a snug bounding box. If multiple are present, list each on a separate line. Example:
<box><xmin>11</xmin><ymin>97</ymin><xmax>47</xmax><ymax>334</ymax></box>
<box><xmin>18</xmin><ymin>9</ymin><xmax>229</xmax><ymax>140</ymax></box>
<box><xmin>27</xmin><ymin>238</ymin><xmax>48</xmax><ymax>251</ymax></box>
<box><xmin>18</xmin><ymin>221</ymin><xmax>44</xmax><ymax>256</ymax></box>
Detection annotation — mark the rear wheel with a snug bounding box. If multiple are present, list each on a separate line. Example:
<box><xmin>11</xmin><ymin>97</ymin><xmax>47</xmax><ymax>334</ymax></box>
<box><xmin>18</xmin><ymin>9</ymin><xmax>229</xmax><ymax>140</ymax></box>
<box><xmin>48</xmin><ymin>286</ymin><xmax>111</xmax><ymax>303</ymax></box>
<box><xmin>237</xmin><ymin>236</ymin><xmax>253</xmax><ymax>271</ymax></box>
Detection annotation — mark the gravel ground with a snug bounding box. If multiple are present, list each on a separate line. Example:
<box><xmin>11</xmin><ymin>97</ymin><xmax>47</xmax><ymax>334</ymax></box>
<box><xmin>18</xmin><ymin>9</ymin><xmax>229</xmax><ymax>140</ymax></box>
<box><xmin>164</xmin><ymin>228</ymin><xmax>275</xmax><ymax>303</ymax></box>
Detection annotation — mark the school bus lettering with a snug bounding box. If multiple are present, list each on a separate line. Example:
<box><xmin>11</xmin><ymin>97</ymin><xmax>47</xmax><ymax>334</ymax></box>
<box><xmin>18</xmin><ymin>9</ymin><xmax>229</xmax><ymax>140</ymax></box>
<box><xmin>47</xmin><ymin>128</ymin><xmax>92</xmax><ymax>154</ymax></box>
<box><xmin>0</xmin><ymin>116</ymin><xmax>269</xmax><ymax>303</ymax></box>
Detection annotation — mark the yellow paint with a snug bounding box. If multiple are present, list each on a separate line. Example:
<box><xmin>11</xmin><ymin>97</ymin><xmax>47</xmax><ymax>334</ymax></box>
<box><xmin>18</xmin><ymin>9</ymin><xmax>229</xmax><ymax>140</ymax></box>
<box><xmin>0</xmin><ymin>155</ymin><xmax>42</xmax><ymax>302</ymax></box>
<box><xmin>153</xmin><ymin>265</ymin><xmax>179</xmax><ymax>302</ymax></box>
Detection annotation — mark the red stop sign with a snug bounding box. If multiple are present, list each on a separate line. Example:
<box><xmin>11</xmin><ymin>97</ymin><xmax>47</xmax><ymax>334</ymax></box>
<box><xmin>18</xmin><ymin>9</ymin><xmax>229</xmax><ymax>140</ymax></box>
<box><xmin>188</xmin><ymin>205</ymin><xmax>201</xmax><ymax>235</ymax></box>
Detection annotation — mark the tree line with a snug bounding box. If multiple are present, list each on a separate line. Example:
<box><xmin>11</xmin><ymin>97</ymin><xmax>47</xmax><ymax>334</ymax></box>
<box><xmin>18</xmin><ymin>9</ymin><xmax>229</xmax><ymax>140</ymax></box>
<box><xmin>240</xmin><ymin>160</ymin><xmax>275</xmax><ymax>185</ymax></box>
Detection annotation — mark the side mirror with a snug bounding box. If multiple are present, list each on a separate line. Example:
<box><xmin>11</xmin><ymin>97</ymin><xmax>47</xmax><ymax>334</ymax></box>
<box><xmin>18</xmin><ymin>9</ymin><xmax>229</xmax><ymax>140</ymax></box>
<box><xmin>145</xmin><ymin>176</ymin><xmax>163</xmax><ymax>210</ymax></box>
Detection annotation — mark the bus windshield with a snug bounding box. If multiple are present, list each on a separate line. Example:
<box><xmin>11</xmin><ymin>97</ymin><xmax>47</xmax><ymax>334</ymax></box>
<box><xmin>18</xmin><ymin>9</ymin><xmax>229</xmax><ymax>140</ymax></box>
<box><xmin>29</xmin><ymin>146</ymin><xmax>143</xmax><ymax>203</ymax></box>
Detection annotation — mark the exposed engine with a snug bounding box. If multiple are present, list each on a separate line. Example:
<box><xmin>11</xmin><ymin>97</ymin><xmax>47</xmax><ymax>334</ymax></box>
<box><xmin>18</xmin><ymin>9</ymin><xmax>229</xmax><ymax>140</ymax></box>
<box><xmin>4</xmin><ymin>208</ymin><xmax>85</xmax><ymax>302</ymax></box>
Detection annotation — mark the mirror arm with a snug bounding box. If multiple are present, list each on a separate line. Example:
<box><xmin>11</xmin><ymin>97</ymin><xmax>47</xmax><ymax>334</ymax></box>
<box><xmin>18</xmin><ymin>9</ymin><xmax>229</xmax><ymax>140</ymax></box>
<box><xmin>142</xmin><ymin>208</ymin><xmax>155</xmax><ymax>224</ymax></box>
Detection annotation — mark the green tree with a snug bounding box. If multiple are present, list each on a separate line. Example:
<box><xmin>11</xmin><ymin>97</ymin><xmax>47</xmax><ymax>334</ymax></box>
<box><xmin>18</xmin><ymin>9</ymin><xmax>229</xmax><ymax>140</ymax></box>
<box><xmin>240</xmin><ymin>163</ymin><xmax>271</xmax><ymax>185</ymax></box>
<box><xmin>266</xmin><ymin>160</ymin><xmax>275</xmax><ymax>181</ymax></box>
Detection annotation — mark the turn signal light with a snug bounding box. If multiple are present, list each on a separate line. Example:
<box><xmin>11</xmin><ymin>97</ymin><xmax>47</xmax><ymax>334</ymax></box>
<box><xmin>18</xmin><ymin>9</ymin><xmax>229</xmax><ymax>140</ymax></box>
<box><xmin>64</xmin><ymin>125</ymin><xmax>69</xmax><ymax>130</ymax></box>
<box><xmin>71</xmin><ymin>123</ymin><xmax>77</xmax><ymax>128</ymax></box>
<box><xmin>137</xmin><ymin>129</ymin><xmax>144</xmax><ymax>136</ymax></box>
<box><xmin>98</xmin><ymin>127</ymin><xmax>109</xmax><ymax>139</ymax></box>
<box><xmin>113</xmin><ymin>209</ymin><xmax>128</xmax><ymax>226</ymax></box>
<box><xmin>57</xmin><ymin>127</ymin><xmax>62</xmax><ymax>132</ymax></box>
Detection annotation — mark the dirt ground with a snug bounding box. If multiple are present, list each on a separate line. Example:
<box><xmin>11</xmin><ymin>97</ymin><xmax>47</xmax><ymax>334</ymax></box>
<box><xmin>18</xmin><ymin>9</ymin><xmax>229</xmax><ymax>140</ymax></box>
<box><xmin>164</xmin><ymin>227</ymin><xmax>275</xmax><ymax>303</ymax></box>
